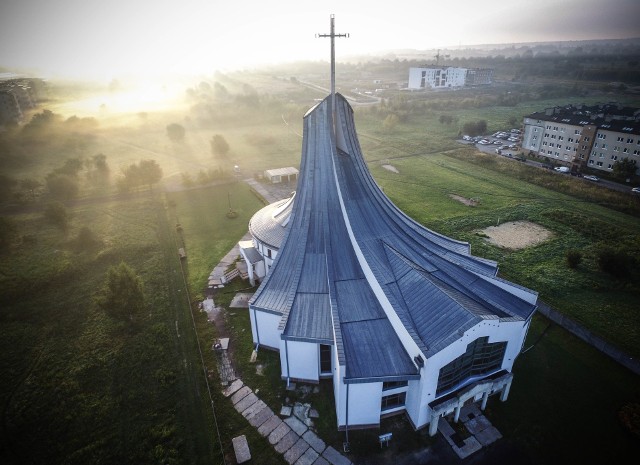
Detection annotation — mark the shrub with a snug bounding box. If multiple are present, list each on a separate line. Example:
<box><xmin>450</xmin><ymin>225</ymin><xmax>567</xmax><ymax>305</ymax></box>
<box><xmin>566</xmin><ymin>249</ymin><xmax>582</xmax><ymax>269</ymax></box>
<box><xmin>44</xmin><ymin>201</ymin><xmax>70</xmax><ymax>232</ymax></box>
<box><xmin>597</xmin><ymin>246</ymin><xmax>633</xmax><ymax>279</ymax></box>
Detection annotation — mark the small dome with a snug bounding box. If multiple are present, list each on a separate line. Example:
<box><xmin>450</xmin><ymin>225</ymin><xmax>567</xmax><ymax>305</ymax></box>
<box><xmin>248</xmin><ymin>192</ymin><xmax>295</xmax><ymax>250</ymax></box>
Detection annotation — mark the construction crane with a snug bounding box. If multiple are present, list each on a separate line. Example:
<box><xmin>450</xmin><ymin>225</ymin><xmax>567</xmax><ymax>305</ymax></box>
<box><xmin>434</xmin><ymin>49</ymin><xmax>450</xmax><ymax>66</ymax></box>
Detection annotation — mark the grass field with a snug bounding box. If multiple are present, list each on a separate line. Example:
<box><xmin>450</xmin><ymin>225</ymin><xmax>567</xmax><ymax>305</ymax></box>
<box><xmin>2</xmin><ymin>72</ymin><xmax>640</xmax><ymax>464</ymax></box>
<box><xmin>0</xmin><ymin>192</ymin><xmax>219</xmax><ymax>465</ymax></box>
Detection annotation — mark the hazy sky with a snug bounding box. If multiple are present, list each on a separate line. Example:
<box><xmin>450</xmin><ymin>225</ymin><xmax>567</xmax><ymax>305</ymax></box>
<box><xmin>1</xmin><ymin>0</ymin><xmax>638</xmax><ymax>80</ymax></box>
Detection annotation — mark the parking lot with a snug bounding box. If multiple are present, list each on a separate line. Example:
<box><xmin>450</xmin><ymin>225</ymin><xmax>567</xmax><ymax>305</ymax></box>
<box><xmin>460</xmin><ymin>129</ymin><xmax>524</xmax><ymax>159</ymax></box>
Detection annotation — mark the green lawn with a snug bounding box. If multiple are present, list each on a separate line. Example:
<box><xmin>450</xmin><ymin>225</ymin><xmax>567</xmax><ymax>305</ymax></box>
<box><xmin>487</xmin><ymin>314</ymin><xmax>640</xmax><ymax>464</ymax></box>
<box><xmin>0</xmin><ymin>193</ymin><xmax>217</xmax><ymax>465</ymax></box>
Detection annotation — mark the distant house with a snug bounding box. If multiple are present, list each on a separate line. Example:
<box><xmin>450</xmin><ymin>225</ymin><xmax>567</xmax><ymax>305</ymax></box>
<box><xmin>263</xmin><ymin>167</ymin><xmax>298</xmax><ymax>184</ymax></box>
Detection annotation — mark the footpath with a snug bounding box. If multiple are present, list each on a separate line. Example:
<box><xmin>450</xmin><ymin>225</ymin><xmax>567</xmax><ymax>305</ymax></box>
<box><xmin>223</xmin><ymin>379</ymin><xmax>352</xmax><ymax>465</ymax></box>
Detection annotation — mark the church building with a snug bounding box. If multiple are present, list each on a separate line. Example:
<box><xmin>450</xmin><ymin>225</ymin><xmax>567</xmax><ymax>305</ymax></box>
<box><xmin>246</xmin><ymin>92</ymin><xmax>538</xmax><ymax>435</ymax></box>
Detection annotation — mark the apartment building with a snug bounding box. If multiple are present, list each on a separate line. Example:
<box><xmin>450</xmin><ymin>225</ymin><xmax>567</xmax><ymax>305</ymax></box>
<box><xmin>521</xmin><ymin>103</ymin><xmax>640</xmax><ymax>174</ymax></box>
<box><xmin>408</xmin><ymin>67</ymin><xmax>493</xmax><ymax>90</ymax></box>
<box><xmin>0</xmin><ymin>77</ymin><xmax>47</xmax><ymax>125</ymax></box>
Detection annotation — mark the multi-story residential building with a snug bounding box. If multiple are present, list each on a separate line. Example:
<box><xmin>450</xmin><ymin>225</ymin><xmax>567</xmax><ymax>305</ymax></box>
<box><xmin>0</xmin><ymin>77</ymin><xmax>47</xmax><ymax>125</ymax></box>
<box><xmin>521</xmin><ymin>104</ymin><xmax>640</xmax><ymax>175</ymax></box>
<box><xmin>408</xmin><ymin>67</ymin><xmax>493</xmax><ymax>90</ymax></box>
<box><xmin>0</xmin><ymin>90</ymin><xmax>22</xmax><ymax>124</ymax></box>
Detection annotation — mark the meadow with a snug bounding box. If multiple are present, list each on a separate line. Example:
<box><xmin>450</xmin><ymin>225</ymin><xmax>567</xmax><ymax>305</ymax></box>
<box><xmin>1</xmin><ymin>65</ymin><xmax>640</xmax><ymax>464</ymax></box>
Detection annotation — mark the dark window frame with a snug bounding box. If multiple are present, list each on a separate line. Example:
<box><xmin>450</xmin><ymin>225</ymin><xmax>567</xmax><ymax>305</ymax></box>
<box><xmin>436</xmin><ymin>337</ymin><xmax>506</xmax><ymax>396</ymax></box>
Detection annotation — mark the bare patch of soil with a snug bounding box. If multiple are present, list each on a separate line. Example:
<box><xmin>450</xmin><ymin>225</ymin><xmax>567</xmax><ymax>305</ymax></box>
<box><xmin>481</xmin><ymin>220</ymin><xmax>552</xmax><ymax>250</ymax></box>
<box><xmin>450</xmin><ymin>194</ymin><xmax>479</xmax><ymax>207</ymax></box>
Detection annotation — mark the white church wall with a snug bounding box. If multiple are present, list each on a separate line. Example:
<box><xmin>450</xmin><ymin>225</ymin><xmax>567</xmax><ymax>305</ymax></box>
<box><xmin>418</xmin><ymin>320</ymin><xmax>526</xmax><ymax>422</ymax></box>
<box><xmin>286</xmin><ymin>340</ymin><xmax>319</xmax><ymax>382</ymax></box>
<box><xmin>345</xmin><ymin>382</ymin><xmax>382</xmax><ymax>427</ymax></box>
<box><xmin>404</xmin><ymin>378</ymin><xmax>427</xmax><ymax>429</ymax></box>
<box><xmin>334</xmin><ymin>363</ymin><xmax>347</xmax><ymax>427</ymax></box>
<box><xmin>251</xmin><ymin>309</ymin><xmax>281</xmax><ymax>350</ymax></box>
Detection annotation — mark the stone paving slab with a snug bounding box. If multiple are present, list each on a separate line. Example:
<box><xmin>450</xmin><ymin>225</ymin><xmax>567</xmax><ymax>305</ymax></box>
<box><xmin>232</xmin><ymin>435</ymin><xmax>251</xmax><ymax>464</ymax></box>
<box><xmin>248</xmin><ymin>405</ymin><xmax>274</xmax><ymax>428</ymax></box>
<box><xmin>258</xmin><ymin>415</ymin><xmax>282</xmax><ymax>437</ymax></box>
<box><xmin>234</xmin><ymin>392</ymin><xmax>259</xmax><ymax>414</ymax></box>
<box><xmin>280</xmin><ymin>405</ymin><xmax>292</xmax><ymax>416</ymax></box>
<box><xmin>242</xmin><ymin>399</ymin><xmax>267</xmax><ymax>419</ymax></box>
<box><xmin>269</xmin><ymin>422</ymin><xmax>292</xmax><ymax>445</ymax></box>
<box><xmin>311</xmin><ymin>456</ymin><xmax>330</xmax><ymax>465</ymax></box>
<box><xmin>302</xmin><ymin>430</ymin><xmax>326</xmax><ymax>454</ymax></box>
<box><xmin>295</xmin><ymin>446</ymin><xmax>319</xmax><ymax>465</ymax></box>
<box><xmin>222</xmin><ymin>379</ymin><xmax>243</xmax><ymax>397</ymax></box>
<box><xmin>283</xmin><ymin>437</ymin><xmax>310</xmax><ymax>464</ymax></box>
<box><xmin>322</xmin><ymin>446</ymin><xmax>352</xmax><ymax>465</ymax></box>
<box><xmin>284</xmin><ymin>416</ymin><xmax>308</xmax><ymax>436</ymax></box>
<box><xmin>453</xmin><ymin>436</ymin><xmax>482</xmax><ymax>459</ymax></box>
<box><xmin>231</xmin><ymin>385</ymin><xmax>252</xmax><ymax>404</ymax></box>
<box><xmin>465</xmin><ymin>415</ymin><xmax>492</xmax><ymax>435</ymax></box>
<box><xmin>475</xmin><ymin>425</ymin><xmax>502</xmax><ymax>446</ymax></box>
<box><xmin>275</xmin><ymin>430</ymin><xmax>299</xmax><ymax>454</ymax></box>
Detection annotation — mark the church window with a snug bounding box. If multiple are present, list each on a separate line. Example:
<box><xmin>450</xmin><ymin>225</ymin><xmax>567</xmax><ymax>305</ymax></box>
<box><xmin>436</xmin><ymin>337</ymin><xmax>506</xmax><ymax>396</ymax></box>
<box><xmin>381</xmin><ymin>392</ymin><xmax>406</xmax><ymax>411</ymax></box>
<box><xmin>383</xmin><ymin>380</ymin><xmax>408</xmax><ymax>391</ymax></box>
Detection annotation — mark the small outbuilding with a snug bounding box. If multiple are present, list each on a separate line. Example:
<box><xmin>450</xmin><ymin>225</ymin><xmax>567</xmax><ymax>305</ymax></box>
<box><xmin>263</xmin><ymin>167</ymin><xmax>298</xmax><ymax>184</ymax></box>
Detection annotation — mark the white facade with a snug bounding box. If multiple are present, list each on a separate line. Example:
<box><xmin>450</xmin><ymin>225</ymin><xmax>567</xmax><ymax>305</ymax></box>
<box><xmin>408</xmin><ymin>67</ymin><xmax>492</xmax><ymax>90</ymax></box>
<box><xmin>252</xmin><ymin>303</ymin><xmax>530</xmax><ymax>434</ymax></box>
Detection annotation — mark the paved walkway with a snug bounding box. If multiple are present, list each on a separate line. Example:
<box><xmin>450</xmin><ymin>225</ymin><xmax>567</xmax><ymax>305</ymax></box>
<box><xmin>437</xmin><ymin>403</ymin><xmax>501</xmax><ymax>460</ymax></box>
<box><xmin>223</xmin><ymin>379</ymin><xmax>352</xmax><ymax>465</ymax></box>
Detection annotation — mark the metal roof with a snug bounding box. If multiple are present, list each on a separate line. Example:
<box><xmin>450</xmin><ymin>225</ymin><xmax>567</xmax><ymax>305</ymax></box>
<box><xmin>248</xmin><ymin>194</ymin><xmax>295</xmax><ymax>249</ymax></box>
<box><xmin>250</xmin><ymin>94</ymin><xmax>537</xmax><ymax>380</ymax></box>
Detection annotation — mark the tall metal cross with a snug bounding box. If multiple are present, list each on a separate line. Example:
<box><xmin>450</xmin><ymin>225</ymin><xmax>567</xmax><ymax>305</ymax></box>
<box><xmin>317</xmin><ymin>14</ymin><xmax>348</xmax><ymax>127</ymax></box>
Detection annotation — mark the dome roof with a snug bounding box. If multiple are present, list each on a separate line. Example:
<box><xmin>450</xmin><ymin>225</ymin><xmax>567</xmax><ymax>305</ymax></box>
<box><xmin>248</xmin><ymin>192</ymin><xmax>295</xmax><ymax>250</ymax></box>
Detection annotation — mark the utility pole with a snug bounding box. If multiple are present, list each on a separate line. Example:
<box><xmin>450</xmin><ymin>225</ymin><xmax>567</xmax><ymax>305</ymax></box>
<box><xmin>317</xmin><ymin>14</ymin><xmax>349</xmax><ymax>133</ymax></box>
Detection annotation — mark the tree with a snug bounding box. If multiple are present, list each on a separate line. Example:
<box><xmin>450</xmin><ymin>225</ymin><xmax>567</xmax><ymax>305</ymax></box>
<box><xmin>20</xmin><ymin>178</ymin><xmax>42</xmax><ymax>198</ymax></box>
<box><xmin>46</xmin><ymin>173</ymin><xmax>79</xmax><ymax>200</ymax></box>
<box><xmin>53</xmin><ymin>158</ymin><xmax>84</xmax><ymax>177</ymax></box>
<box><xmin>97</xmin><ymin>262</ymin><xmax>145</xmax><ymax>321</ymax></box>
<box><xmin>462</xmin><ymin>120</ymin><xmax>488</xmax><ymax>136</ymax></box>
<box><xmin>118</xmin><ymin>159</ymin><xmax>162</xmax><ymax>193</ymax></box>
<box><xmin>138</xmin><ymin>159</ymin><xmax>163</xmax><ymax>188</ymax></box>
<box><xmin>210</xmin><ymin>134</ymin><xmax>230</xmax><ymax>157</ymax></box>
<box><xmin>44</xmin><ymin>201</ymin><xmax>70</xmax><ymax>232</ymax></box>
<box><xmin>166</xmin><ymin>123</ymin><xmax>186</xmax><ymax>141</ymax></box>
<box><xmin>612</xmin><ymin>157</ymin><xmax>637</xmax><ymax>181</ymax></box>
<box><xmin>74</xmin><ymin>226</ymin><xmax>102</xmax><ymax>252</ymax></box>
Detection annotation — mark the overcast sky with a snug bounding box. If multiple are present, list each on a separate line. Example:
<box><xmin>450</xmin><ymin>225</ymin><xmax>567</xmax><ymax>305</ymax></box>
<box><xmin>1</xmin><ymin>0</ymin><xmax>639</xmax><ymax>80</ymax></box>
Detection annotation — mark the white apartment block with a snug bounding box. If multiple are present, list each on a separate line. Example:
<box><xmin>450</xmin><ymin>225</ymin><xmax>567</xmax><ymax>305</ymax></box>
<box><xmin>408</xmin><ymin>67</ymin><xmax>492</xmax><ymax>90</ymax></box>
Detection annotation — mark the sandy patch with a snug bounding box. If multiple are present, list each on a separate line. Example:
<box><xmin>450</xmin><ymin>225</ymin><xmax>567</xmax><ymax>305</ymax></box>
<box><xmin>450</xmin><ymin>194</ymin><xmax>479</xmax><ymax>207</ymax></box>
<box><xmin>382</xmin><ymin>164</ymin><xmax>399</xmax><ymax>173</ymax></box>
<box><xmin>481</xmin><ymin>220</ymin><xmax>552</xmax><ymax>250</ymax></box>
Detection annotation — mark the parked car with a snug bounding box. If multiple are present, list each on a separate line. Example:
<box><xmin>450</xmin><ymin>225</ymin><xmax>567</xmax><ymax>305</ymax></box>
<box><xmin>632</xmin><ymin>187</ymin><xmax>640</xmax><ymax>194</ymax></box>
<box><xmin>554</xmin><ymin>166</ymin><xmax>570</xmax><ymax>173</ymax></box>
<box><xmin>583</xmin><ymin>175</ymin><xmax>599</xmax><ymax>182</ymax></box>
<box><xmin>493</xmin><ymin>140</ymin><xmax>502</xmax><ymax>145</ymax></box>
